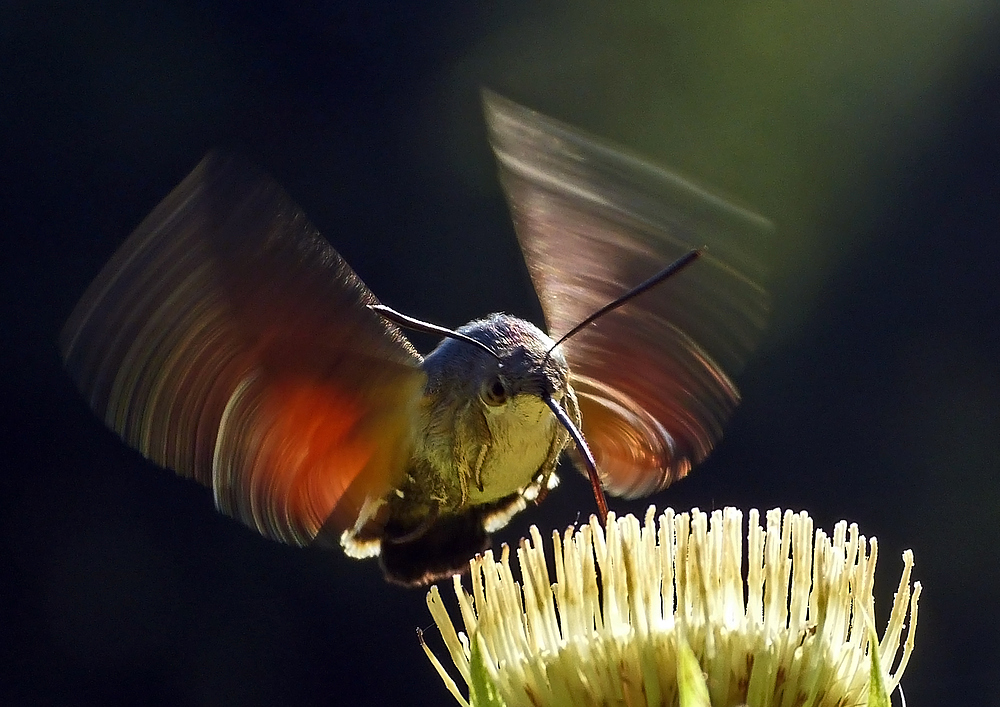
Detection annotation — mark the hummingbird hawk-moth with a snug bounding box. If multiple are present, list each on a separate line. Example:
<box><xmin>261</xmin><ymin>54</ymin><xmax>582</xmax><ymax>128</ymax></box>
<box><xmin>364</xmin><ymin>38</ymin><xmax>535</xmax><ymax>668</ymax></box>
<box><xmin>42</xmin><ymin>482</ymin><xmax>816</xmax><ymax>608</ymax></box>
<box><xmin>61</xmin><ymin>92</ymin><xmax>770</xmax><ymax>586</ymax></box>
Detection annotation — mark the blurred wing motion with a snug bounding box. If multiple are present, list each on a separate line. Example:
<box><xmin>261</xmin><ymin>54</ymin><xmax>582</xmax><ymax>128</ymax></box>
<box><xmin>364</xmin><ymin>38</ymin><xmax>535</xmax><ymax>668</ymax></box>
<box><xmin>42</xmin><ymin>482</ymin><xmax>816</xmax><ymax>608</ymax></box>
<box><xmin>61</xmin><ymin>153</ymin><xmax>426</xmax><ymax>544</ymax></box>
<box><xmin>484</xmin><ymin>91</ymin><xmax>771</xmax><ymax>498</ymax></box>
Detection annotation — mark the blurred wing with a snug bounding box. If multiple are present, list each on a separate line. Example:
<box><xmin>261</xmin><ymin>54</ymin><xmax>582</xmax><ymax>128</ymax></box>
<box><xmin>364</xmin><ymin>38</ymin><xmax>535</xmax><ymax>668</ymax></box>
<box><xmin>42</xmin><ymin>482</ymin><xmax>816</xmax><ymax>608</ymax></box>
<box><xmin>61</xmin><ymin>153</ymin><xmax>426</xmax><ymax>544</ymax></box>
<box><xmin>484</xmin><ymin>91</ymin><xmax>771</xmax><ymax>498</ymax></box>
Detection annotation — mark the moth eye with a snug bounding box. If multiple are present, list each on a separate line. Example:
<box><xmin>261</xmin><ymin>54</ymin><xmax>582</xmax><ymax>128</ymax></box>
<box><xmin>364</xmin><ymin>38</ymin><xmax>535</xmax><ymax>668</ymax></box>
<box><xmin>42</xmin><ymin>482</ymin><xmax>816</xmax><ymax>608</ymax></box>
<box><xmin>481</xmin><ymin>375</ymin><xmax>509</xmax><ymax>407</ymax></box>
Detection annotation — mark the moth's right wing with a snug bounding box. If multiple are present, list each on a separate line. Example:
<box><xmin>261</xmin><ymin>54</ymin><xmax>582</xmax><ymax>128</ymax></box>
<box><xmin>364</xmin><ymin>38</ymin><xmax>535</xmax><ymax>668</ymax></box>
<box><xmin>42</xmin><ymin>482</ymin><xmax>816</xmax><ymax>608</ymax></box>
<box><xmin>61</xmin><ymin>153</ymin><xmax>426</xmax><ymax>544</ymax></box>
<box><xmin>484</xmin><ymin>91</ymin><xmax>771</xmax><ymax>498</ymax></box>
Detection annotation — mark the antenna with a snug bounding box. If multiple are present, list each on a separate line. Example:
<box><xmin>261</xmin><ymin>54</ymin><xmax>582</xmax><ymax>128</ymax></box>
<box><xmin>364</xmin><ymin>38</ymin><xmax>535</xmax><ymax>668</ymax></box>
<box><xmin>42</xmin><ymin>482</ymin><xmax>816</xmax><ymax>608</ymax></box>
<box><xmin>369</xmin><ymin>304</ymin><xmax>503</xmax><ymax>362</ymax></box>
<box><xmin>543</xmin><ymin>248</ymin><xmax>702</xmax><ymax>366</ymax></box>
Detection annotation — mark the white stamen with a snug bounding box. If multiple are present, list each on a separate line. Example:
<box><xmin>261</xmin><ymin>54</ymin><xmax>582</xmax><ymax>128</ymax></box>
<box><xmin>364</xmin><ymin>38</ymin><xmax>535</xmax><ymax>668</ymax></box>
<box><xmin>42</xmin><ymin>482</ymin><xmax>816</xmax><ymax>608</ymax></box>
<box><xmin>424</xmin><ymin>507</ymin><xmax>921</xmax><ymax>707</ymax></box>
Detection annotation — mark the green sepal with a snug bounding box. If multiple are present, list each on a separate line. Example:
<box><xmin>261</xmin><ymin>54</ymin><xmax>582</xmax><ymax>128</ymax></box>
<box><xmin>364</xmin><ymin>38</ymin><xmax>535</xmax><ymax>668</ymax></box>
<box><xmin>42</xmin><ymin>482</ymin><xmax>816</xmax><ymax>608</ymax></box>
<box><xmin>867</xmin><ymin>627</ymin><xmax>891</xmax><ymax>707</ymax></box>
<box><xmin>676</xmin><ymin>636</ymin><xmax>712</xmax><ymax>707</ymax></box>
<box><xmin>469</xmin><ymin>634</ymin><xmax>506</xmax><ymax>707</ymax></box>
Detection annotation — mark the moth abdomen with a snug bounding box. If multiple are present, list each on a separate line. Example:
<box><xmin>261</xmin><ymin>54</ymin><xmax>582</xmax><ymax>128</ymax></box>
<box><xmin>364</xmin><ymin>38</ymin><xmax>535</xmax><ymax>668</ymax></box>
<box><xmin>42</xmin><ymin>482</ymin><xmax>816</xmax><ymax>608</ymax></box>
<box><xmin>377</xmin><ymin>494</ymin><xmax>524</xmax><ymax>587</ymax></box>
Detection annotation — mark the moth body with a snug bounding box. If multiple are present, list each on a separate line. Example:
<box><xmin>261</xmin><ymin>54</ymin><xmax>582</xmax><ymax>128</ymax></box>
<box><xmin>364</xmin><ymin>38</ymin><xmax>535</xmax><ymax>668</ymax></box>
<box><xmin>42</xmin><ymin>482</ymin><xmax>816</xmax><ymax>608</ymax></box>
<box><xmin>345</xmin><ymin>314</ymin><xmax>580</xmax><ymax>585</ymax></box>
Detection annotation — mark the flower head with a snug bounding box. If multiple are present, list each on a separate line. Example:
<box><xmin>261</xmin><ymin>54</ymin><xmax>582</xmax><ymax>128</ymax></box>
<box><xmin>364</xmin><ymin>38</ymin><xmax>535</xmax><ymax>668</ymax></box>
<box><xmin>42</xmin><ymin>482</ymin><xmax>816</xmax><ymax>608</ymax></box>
<box><xmin>423</xmin><ymin>507</ymin><xmax>920</xmax><ymax>707</ymax></box>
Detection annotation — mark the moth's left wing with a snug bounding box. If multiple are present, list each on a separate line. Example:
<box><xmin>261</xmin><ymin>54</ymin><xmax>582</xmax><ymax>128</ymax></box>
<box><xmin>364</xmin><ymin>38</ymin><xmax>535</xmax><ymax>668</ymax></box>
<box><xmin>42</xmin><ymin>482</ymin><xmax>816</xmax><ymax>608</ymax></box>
<box><xmin>484</xmin><ymin>91</ymin><xmax>771</xmax><ymax>498</ymax></box>
<box><xmin>61</xmin><ymin>153</ymin><xmax>426</xmax><ymax>544</ymax></box>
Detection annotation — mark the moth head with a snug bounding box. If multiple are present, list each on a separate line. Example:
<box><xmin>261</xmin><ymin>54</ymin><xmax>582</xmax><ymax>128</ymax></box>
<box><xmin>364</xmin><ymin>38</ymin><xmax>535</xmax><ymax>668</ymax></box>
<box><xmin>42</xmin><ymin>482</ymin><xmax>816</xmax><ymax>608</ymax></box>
<box><xmin>423</xmin><ymin>313</ymin><xmax>570</xmax><ymax>409</ymax></box>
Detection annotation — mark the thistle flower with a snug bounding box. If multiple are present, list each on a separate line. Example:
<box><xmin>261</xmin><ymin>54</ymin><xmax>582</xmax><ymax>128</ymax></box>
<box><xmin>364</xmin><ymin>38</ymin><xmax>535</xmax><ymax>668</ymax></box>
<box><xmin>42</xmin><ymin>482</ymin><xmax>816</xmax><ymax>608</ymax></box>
<box><xmin>422</xmin><ymin>507</ymin><xmax>920</xmax><ymax>707</ymax></box>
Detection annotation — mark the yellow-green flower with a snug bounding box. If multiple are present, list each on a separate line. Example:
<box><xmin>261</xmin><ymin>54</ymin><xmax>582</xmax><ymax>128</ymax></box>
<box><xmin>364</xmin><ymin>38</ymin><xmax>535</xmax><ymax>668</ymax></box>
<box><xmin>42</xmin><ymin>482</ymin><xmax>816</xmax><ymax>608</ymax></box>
<box><xmin>423</xmin><ymin>507</ymin><xmax>920</xmax><ymax>707</ymax></box>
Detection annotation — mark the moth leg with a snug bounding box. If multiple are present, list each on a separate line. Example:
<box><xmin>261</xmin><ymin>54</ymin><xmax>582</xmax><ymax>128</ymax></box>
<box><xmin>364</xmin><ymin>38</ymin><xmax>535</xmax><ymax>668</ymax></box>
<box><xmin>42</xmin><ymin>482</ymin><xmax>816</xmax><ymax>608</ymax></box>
<box><xmin>530</xmin><ymin>446</ymin><xmax>561</xmax><ymax>506</ymax></box>
<box><xmin>352</xmin><ymin>495</ymin><xmax>388</xmax><ymax>536</ymax></box>
<box><xmin>452</xmin><ymin>400</ymin><xmax>491</xmax><ymax>507</ymax></box>
<box><xmin>472</xmin><ymin>443</ymin><xmax>488</xmax><ymax>493</ymax></box>
<box><xmin>457</xmin><ymin>459</ymin><xmax>469</xmax><ymax>506</ymax></box>
<box><xmin>534</xmin><ymin>467</ymin><xmax>555</xmax><ymax>505</ymax></box>
<box><xmin>534</xmin><ymin>386</ymin><xmax>579</xmax><ymax>505</ymax></box>
<box><xmin>383</xmin><ymin>502</ymin><xmax>441</xmax><ymax>545</ymax></box>
<box><xmin>448</xmin><ymin>401</ymin><xmax>472</xmax><ymax>506</ymax></box>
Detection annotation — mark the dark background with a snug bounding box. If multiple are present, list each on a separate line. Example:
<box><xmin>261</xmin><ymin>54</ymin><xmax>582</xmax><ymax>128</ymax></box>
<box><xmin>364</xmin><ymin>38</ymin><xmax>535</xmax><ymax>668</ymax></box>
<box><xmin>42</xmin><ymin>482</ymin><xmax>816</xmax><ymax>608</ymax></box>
<box><xmin>3</xmin><ymin>2</ymin><xmax>999</xmax><ymax>705</ymax></box>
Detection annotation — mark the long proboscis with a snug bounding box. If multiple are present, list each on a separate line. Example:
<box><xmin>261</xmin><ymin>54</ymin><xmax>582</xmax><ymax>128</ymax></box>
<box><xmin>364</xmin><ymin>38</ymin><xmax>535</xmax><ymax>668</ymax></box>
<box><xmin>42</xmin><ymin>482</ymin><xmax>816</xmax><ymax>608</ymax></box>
<box><xmin>545</xmin><ymin>395</ymin><xmax>608</xmax><ymax>525</ymax></box>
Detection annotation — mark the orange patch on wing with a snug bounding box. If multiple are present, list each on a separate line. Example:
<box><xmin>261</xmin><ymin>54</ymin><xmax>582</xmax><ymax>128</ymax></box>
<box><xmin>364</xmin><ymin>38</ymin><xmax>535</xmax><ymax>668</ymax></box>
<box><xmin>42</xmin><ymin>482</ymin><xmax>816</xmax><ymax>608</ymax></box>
<box><xmin>259</xmin><ymin>380</ymin><xmax>376</xmax><ymax>538</ymax></box>
<box><xmin>573</xmin><ymin>376</ymin><xmax>681</xmax><ymax>499</ymax></box>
